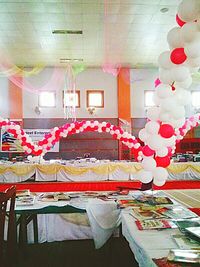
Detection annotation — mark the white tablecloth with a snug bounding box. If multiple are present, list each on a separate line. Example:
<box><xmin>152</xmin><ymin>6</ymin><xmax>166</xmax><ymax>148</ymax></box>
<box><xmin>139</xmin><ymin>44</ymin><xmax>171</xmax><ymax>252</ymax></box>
<box><xmin>0</xmin><ymin>161</ymin><xmax>200</xmax><ymax>183</ymax></box>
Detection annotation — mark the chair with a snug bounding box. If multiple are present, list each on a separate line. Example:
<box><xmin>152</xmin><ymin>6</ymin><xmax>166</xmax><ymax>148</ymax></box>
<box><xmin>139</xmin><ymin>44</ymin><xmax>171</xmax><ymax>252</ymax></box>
<box><xmin>0</xmin><ymin>186</ymin><xmax>17</xmax><ymax>267</ymax></box>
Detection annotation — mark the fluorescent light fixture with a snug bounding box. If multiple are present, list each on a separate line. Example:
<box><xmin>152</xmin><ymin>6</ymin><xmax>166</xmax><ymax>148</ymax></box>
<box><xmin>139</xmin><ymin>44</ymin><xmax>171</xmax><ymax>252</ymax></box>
<box><xmin>60</xmin><ymin>58</ymin><xmax>83</xmax><ymax>62</ymax></box>
<box><xmin>52</xmin><ymin>30</ymin><xmax>82</xmax><ymax>34</ymax></box>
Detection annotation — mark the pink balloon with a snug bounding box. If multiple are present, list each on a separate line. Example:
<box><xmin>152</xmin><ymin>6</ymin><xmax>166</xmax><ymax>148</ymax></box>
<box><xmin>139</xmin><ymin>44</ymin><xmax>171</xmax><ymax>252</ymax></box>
<box><xmin>176</xmin><ymin>14</ymin><xmax>186</xmax><ymax>27</ymax></box>
<box><xmin>154</xmin><ymin>78</ymin><xmax>161</xmax><ymax>87</ymax></box>
<box><xmin>159</xmin><ymin>124</ymin><xmax>174</xmax><ymax>138</ymax></box>
<box><xmin>142</xmin><ymin>145</ymin><xmax>155</xmax><ymax>156</ymax></box>
<box><xmin>155</xmin><ymin>156</ymin><xmax>171</xmax><ymax>168</ymax></box>
<box><xmin>170</xmin><ymin>48</ymin><xmax>187</xmax><ymax>65</ymax></box>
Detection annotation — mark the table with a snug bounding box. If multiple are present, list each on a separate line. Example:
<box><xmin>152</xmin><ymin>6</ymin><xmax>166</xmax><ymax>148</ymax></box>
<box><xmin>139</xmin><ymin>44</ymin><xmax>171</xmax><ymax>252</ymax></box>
<box><xmin>0</xmin><ymin>161</ymin><xmax>199</xmax><ymax>183</ymax></box>
<box><xmin>16</xmin><ymin>204</ymin><xmax>86</xmax><ymax>246</ymax></box>
<box><xmin>121</xmin><ymin>205</ymin><xmax>199</xmax><ymax>267</ymax></box>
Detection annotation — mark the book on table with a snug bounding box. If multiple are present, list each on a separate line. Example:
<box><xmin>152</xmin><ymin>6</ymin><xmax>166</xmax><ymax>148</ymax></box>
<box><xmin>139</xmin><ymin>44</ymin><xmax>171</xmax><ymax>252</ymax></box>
<box><xmin>135</xmin><ymin>219</ymin><xmax>177</xmax><ymax>230</ymax></box>
<box><xmin>175</xmin><ymin>219</ymin><xmax>200</xmax><ymax>234</ymax></box>
<box><xmin>135</xmin><ymin>195</ymin><xmax>174</xmax><ymax>205</ymax></box>
<box><xmin>117</xmin><ymin>199</ymin><xmax>144</xmax><ymax>208</ymax></box>
<box><xmin>173</xmin><ymin>234</ymin><xmax>200</xmax><ymax>250</ymax></box>
<box><xmin>167</xmin><ymin>249</ymin><xmax>200</xmax><ymax>264</ymax></box>
<box><xmin>185</xmin><ymin>226</ymin><xmax>200</xmax><ymax>242</ymax></box>
<box><xmin>39</xmin><ymin>192</ymin><xmax>70</xmax><ymax>202</ymax></box>
<box><xmin>159</xmin><ymin>206</ymin><xmax>198</xmax><ymax>220</ymax></box>
<box><xmin>15</xmin><ymin>195</ymin><xmax>35</xmax><ymax>206</ymax></box>
<box><xmin>130</xmin><ymin>206</ymin><xmax>167</xmax><ymax>220</ymax></box>
<box><xmin>16</xmin><ymin>189</ymin><xmax>30</xmax><ymax>197</ymax></box>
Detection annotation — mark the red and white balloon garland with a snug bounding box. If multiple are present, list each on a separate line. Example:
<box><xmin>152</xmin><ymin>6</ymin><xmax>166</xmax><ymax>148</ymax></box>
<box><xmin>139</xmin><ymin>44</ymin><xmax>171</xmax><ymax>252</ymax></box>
<box><xmin>0</xmin><ymin>117</ymin><xmax>142</xmax><ymax>157</ymax></box>
<box><xmin>137</xmin><ymin>0</ymin><xmax>200</xmax><ymax>186</ymax></box>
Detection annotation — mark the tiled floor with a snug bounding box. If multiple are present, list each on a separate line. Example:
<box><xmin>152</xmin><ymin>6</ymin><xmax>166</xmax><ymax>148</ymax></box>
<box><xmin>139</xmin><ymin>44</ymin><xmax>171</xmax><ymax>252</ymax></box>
<box><xmin>162</xmin><ymin>189</ymin><xmax>200</xmax><ymax>208</ymax></box>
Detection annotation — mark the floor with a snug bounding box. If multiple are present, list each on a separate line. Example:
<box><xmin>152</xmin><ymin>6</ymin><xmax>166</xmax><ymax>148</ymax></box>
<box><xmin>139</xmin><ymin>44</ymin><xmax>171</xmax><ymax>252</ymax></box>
<box><xmin>162</xmin><ymin>189</ymin><xmax>200</xmax><ymax>208</ymax></box>
<box><xmin>16</xmin><ymin>236</ymin><xmax>139</xmax><ymax>267</ymax></box>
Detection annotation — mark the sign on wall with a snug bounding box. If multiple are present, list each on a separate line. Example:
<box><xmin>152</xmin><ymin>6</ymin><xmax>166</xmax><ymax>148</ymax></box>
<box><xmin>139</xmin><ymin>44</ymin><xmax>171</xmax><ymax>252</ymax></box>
<box><xmin>0</xmin><ymin>129</ymin><xmax>59</xmax><ymax>153</ymax></box>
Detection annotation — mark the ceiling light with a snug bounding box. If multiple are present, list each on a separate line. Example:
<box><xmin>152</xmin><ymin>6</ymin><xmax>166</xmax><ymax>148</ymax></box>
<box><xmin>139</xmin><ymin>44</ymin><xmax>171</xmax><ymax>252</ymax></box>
<box><xmin>60</xmin><ymin>58</ymin><xmax>83</xmax><ymax>62</ymax></box>
<box><xmin>160</xmin><ymin>7</ymin><xmax>169</xmax><ymax>13</ymax></box>
<box><xmin>52</xmin><ymin>30</ymin><xmax>82</xmax><ymax>34</ymax></box>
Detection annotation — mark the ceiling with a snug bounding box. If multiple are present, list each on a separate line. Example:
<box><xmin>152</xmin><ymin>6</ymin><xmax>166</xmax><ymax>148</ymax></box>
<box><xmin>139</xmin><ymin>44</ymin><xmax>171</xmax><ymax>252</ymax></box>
<box><xmin>0</xmin><ymin>0</ymin><xmax>182</xmax><ymax>68</ymax></box>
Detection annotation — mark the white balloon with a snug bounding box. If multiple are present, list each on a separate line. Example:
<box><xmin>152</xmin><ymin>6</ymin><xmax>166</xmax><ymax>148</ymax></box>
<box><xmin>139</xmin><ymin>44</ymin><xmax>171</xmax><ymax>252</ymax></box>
<box><xmin>159</xmin><ymin>68</ymin><xmax>174</xmax><ymax>85</ymax></box>
<box><xmin>153</xmin><ymin>178</ymin><xmax>166</xmax><ymax>187</ymax></box>
<box><xmin>185</xmin><ymin>39</ymin><xmax>200</xmax><ymax>58</ymax></box>
<box><xmin>27</xmin><ymin>155</ymin><xmax>32</xmax><ymax>161</ymax></box>
<box><xmin>15</xmin><ymin>125</ymin><xmax>20</xmax><ymax>131</ymax></box>
<box><xmin>156</xmin><ymin>147</ymin><xmax>168</xmax><ymax>157</ymax></box>
<box><xmin>138</xmin><ymin>128</ymin><xmax>149</xmax><ymax>142</ymax></box>
<box><xmin>145</xmin><ymin>121</ymin><xmax>160</xmax><ymax>135</ymax></box>
<box><xmin>178</xmin><ymin>0</ymin><xmax>200</xmax><ymax>22</ymax></box>
<box><xmin>26</xmin><ymin>148</ymin><xmax>32</xmax><ymax>154</ymax></box>
<box><xmin>167</xmin><ymin>27</ymin><xmax>183</xmax><ymax>48</ymax></box>
<box><xmin>175</xmin><ymin>76</ymin><xmax>192</xmax><ymax>89</ymax></box>
<box><xmin>172</xmin><ymin>66</ymin><xmax>190</xmax><ymax>82</ymax></box>
<box><xmin>181</xmin><ymin>22</ymin><xmax>199</xmax><ymax>43</ymax></box>
<box><xmin>146</xmin><ymin>107</ymin><xmax>160</xmax><ymax>121</ymax></box>
<box><xmin>148</xmin><ymin>134</ymin><xmax>164</xmax><ymax>150</ymax></box>
<box><xmin>164</xmin><ymin>135</ymin><xmax>176</xmax><ymax>146</ymax></box>
<box><xmin>175</xmin><ymin>89</ymin><xmax>192</xmax><ymax>105</ymax></box>
<box><xmin>141</xmin><ymin>158</ymin><xmax>157</xmax><ymax>171</ymax></box>
<box><xmin>155</xmin><ymin>84</ymin><xmax>173</xmax><ymax>99</ymax></box>
<box><xmin>171</xmin><ymin>106</ymin><xmax>185</xmax><ymax>120</ymax></box>
<box><xmin>185</xmin><ymin>56</ymin><xmax>200</xmax><ymax>68</ymax></box>
<box><xmin>153</xmin><ymin>167</ymin><xmax>168</xmax><ymax>181</ymax></box>
<box><xmin>138</xmin><ymin>170</ymin><xmax>153</xmax><ymax>184</ymax></box>
<box><xmin>169</xmin><ymin>118</ymin><xmax>185</xmax><ymax>129</ymax></box>
<box><xmin>153</xmin><ymin>94</ymin><xmax>162</xmax><ymax>105</ymax></box>
<box><xmin>161</xmin><ymin>97</ymin><xmax>177</xmax><ymax>111</ymax></box>
<box><xmin>159</xmin><ymin>111</ymin><xmax>171</xmax><ymax>122</ymax></box>
<box><xmin>158</xmin><ymin>51</ymin><xmax>174</xmax><ymax>69</ymax></box>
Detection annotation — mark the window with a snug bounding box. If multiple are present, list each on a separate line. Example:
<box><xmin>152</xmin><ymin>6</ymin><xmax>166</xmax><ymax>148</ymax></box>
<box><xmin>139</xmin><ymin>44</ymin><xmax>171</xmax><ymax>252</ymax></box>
<box><xmin>64</xmin><ymin>91</ymin><xmax>80</xmax><ymax>108</ymax></box>
<box><xmin>144</xmin><ymin>90</ymin><xmax>155</xmax><ymax>107</ymax></box>
<box><xmin>87</xmin><ymin>90</ymin><xmax>104</xmax><ymax>108</ymax></box>
<box><xmin>38</xmin><ymin>92</ymin><xmax>56</xmax><ymax>107</ymax></box>
<box><xmin>191</xmin><ymin>91</ymin><xmax>200</xmax><ymax>107</ymax></box>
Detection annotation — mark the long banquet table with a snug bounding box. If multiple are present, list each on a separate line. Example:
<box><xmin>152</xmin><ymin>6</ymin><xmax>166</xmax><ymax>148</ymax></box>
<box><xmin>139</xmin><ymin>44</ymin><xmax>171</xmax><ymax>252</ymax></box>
<box><xmin>0</xmin><ymin>161</ymin><xmax>200</xmax><ymax>183</ymax></box>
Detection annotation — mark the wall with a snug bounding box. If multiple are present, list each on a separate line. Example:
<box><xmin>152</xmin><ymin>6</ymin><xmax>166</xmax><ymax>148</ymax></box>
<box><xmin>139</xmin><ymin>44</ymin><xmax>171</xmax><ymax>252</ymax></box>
<box><xmin>0</xmin><ymin>77</ymin><xmax>9</xmax><ymax>118</ymax></box>
<box><xmin>23</xmin><ymin>68</ymin><xmax>118</xmax><ymax>118</ymax></box>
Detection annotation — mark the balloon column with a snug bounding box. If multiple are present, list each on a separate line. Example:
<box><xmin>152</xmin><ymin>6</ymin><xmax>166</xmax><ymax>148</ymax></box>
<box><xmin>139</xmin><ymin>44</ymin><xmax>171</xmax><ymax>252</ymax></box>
<box><xmin>138</xmin><ymin>0</ymin><xmax>200</xmax><ymax>186</ymax></box>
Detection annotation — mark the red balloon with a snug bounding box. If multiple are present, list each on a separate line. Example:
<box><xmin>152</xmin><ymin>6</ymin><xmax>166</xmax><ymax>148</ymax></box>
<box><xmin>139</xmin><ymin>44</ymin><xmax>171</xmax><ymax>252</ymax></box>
<box><xmin>176</xmin><ymin>14</ymin><xmax>186</xmax><ymax>27</ymax></box>
<box><xmin>159</xmin><ymin>124</ymin><xmax>174</xmax><ymax>138</ymax></box>
<box><xmin>170</xmin><ymin>48</ymin><xmax>187</xmax><ymax>64</ymax></box>
<box><xmin>142</xmin><ymin>145</ymin><xmax>155</xmax><ymax>156</ymax></box>
<box><xmin>155</xmin><ymin>156</ymin><xmax>170</xmax><ymax>168</ymax></box>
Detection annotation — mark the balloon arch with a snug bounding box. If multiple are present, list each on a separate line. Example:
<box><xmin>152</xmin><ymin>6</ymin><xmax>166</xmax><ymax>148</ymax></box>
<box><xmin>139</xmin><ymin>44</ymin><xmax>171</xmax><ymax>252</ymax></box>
<box><xmin>0</xmin><ymin>114</ymin><xmax>199</xmax><ymax>187</ymax></box>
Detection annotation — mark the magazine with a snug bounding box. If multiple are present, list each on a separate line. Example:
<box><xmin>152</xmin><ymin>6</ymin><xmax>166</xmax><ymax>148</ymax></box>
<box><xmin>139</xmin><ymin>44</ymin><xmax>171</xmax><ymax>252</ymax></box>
<box><xmin>135</xmin><ymin>219</ymin><xmax>177</xmax><ymax>230</ymax></box>
<box><xmin>167</xmin><ymin>249</ymin><xmax>200</xmax><ymax>264</ymax></box>
<box><xmin>117</xmin><ymin>199</ymin><xmax>144</xmax><ymax>208</ymax></box>
<box><xmin>173</xmin><ymin>234</ymin><xmax>200</xmax><ymax>250</ymax></box>
<box><xmin>136</xmin><ymin>195</ymin><xmax>173</xmax><ymax>205</ymax></box>
<box><xmin>175</xmin><ymin>219</ymin><xmax>200</xmax><ymax>234</ymax></box>
<box><xmin>39</xmin><ymin>192</ymin><xmax>70</xmax><ymax>202</ymax></box>
<box><xmin>131</xmin><ymin>207</ymin><xmax>167</xmax><ymax>220</ymax></box>
<box><xmin>16</xmin><ymin>196</ymin><xmax>35</xmax><ymax>206</ymax></box>
<box><xmin>16</xmin><ymin>189</ymin><xmax>30</xmax><ymax>197</ymax></box>
<box><xmin>159</xmin><ymin>206</ymin><xmax>198</xmax><ymax>220</ymax></box>
<box><xmin>185</xmin><ymin>227</ymin><xmax>200</xmax><ymax>241</ymax></box>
